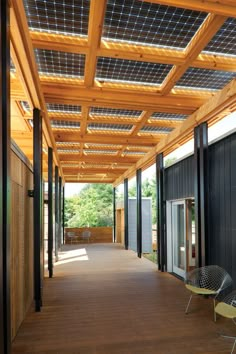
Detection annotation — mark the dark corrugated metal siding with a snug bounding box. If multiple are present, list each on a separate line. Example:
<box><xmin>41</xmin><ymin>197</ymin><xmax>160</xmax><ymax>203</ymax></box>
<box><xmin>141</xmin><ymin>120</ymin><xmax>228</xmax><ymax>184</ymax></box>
<box><xmin>207</xmin><ymin>132</ymin><xmax>236</xmax><ymax>283</ymax></box>
<box><xmin>164</xmin><ymin>155</ymin><xmax>194</xmax><ymax>201</ymax></box>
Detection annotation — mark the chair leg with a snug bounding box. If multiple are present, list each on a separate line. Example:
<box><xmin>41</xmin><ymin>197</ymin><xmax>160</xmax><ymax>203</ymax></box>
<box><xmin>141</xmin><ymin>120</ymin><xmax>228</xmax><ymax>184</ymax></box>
<box><xmin>185</xmin><ymin>294</ymin><xmax>193</xmax><ymax>314</ymax></box>
<box><xmin>231</xmin><ymin>339</ymin><xmax>236</xmax><ymax>354</ymax></box>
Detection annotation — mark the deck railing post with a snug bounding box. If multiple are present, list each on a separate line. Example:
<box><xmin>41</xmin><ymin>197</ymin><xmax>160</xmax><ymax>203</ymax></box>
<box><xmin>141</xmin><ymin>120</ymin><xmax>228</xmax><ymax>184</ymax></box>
<box><xmin>0</xmin><ymin>0</ymin><xmax>11</xmax><ymax>350</ymax></box>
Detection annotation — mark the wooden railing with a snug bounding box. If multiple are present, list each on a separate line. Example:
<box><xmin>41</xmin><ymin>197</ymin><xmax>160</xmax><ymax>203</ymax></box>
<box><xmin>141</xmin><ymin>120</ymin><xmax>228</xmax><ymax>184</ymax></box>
<box><xmin>65</xmin><ymin>226</ymin><xmax>113</xmax><ymax>244</ymax></box>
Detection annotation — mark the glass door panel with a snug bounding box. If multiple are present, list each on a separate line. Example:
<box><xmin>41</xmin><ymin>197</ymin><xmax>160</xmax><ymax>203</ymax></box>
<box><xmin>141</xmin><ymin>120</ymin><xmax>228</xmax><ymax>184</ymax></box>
<box><xmin>172</xmin><ymin>201</ymin><xmax>186</xmax><ymax>278</ymax></box>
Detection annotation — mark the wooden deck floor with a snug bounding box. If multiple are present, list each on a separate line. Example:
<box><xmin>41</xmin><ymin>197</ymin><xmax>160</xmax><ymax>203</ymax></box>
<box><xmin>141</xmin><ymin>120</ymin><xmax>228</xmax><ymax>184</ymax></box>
<box><xmin>12</xmin><ymin>244</ymin><xmax>235</xmax><ymax>354</ymax></box>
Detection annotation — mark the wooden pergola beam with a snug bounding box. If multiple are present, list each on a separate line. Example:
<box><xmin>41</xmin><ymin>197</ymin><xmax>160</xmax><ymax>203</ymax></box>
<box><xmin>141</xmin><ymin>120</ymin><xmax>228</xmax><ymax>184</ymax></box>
<box><xmin>30</xmin><ymin>32</ymin><xmax>236</xmax><ymax>73</ymax></box>
<box><xmin>84</xmin><ymin>0</ymin><xmax>107</xmax><ymax>87</ymax></box>
<box><xmin>140</xmin><ymin>0</ymin><xmax>236</xmax><ymax>17</ymax></box>
<box><xmin>59</xmin><ymin>154</ymin><xmax>139</xmax><ymax>164</ymax></box>
<box><xmin>113</xmin><ymin>78</ymin><xmax>236</xmax><ymax>186</ymax></box>
<box><xmin>131</xmin><ymin>111</ymin><xmax>154</xmax><ymax>136</ymax></box>
<box><xmin>161</xmin><ymin>14</ymin><xmax>227</xmax><ymax>95</ymax></box>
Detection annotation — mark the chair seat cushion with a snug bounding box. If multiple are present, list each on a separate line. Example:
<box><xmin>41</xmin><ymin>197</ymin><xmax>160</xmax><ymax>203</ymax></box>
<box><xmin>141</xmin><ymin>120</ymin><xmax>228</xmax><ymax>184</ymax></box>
<box><xmin>215</xmin><ymin>302</ymin><xmax>236</xmax><ymax>319</ymax></box>
<box><xmin>185</xmin><ymin>284</ymin><xmax>217</xmax><ymax>295</ymax></box>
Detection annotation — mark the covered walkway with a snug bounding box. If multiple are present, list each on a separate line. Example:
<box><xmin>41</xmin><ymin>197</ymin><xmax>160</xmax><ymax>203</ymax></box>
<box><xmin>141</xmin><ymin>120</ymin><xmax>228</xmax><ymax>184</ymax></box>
<box><xmin>12</xmin><ymin>244</ymin><xmax>234</xmax><ymax>354</ymax></box>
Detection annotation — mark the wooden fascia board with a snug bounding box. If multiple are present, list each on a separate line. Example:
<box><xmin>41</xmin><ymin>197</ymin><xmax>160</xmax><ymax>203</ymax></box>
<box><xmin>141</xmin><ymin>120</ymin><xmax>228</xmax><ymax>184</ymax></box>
<box><xmin>140</xmin><ymin>0</ymin><xmax>236</xmax><ymax>17</ymax></box>
<box><xmin>161</xmin><ymin>14</ymin><xmax>227</xmax><ymax>95</ymax></box>
<box><xmin>84</xmin><ymin>0</ymin><xmax>107</xmax><ymax>87</ymax></box>
<box><xmin>10</xmin><ymin>1</ymin><xmax>64</xmax><ymax>181</ymax></box>
<box><xmin>113</xmin><ymin>78</ymin><xmax>236</xmax><ymax>186</ymax></box>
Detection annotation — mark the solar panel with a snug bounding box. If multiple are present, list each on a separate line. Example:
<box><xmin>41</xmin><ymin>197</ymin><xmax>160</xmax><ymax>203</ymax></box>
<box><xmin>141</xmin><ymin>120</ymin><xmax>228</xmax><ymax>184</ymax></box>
<box><xmin>56</xmin><ymin>142</ymin><xmax>80</xmax><ymax>146</ymax></box>
<box><xmin>20</xmin><ymin>101</ymin><xmax>31</xmax><ymax>112</ymax></box>
<box><xmin>88</xmin><ymin>123</ymin><xmax>133</xmax><ymax>132</ymax></box>
<box><xmin>96</xmin><ymin>57</ymin><xmax>172</xmax><ymax>86</ymax></box>
<box><xmin>203</xmin><ymin>18</ymin><xmax>236</xmax><ymax>57</ymax></box>
<box><xmin>124</xmin><ymin>151</ymin><xmax>146</xmax><ymax>155</ymax></box>
<box><xmin>85</xmin><ymin>143</ymin><xmax>122</xmax><ymax>149</ymax></box>
<box><xmin>10</xmin><ymin>58</ymin><xmax>16</xmax><ymax>72</ymax></box>
<box><xmin>51</xmin><ymin>120</ymin><xmax>80</xmax><ymax>129</ymax></box>
<box><xmin>140</xmin><ymin>126</ymin><xmax>173</xmax><ymax>133</ymax></box>
<box><xmin>47</xmin><ymin>104</ymin><xmax>81</xmax><ymax>113</ymax></box>
<box><xmin>35</xmin><ymin>49</ymin><xmax>85</xmax><ymax>78</ymax></box>
<box><xmin>151</xmin><ymin>112</ymin><xmax>188</xmax><ymax>121</ymax></box>
<box><xmin>85</xmin><ymin>150</ymin><xmax>117</xmax><ymax>155</ymax></box>
<box><xmin>175</xmin><ymin>67</ymin><xmax>236</xmax><ymax>90</ymax></box>
<box><xmin>58</xmin><ymin>149</ymin><xmax>80</xmax><ymax>153</ymax></box>
<box><xmin>90</xmin><ymin>107</ymin><xmax>142</xmax><ymax>118</ymax></box>
<box><xmin>103</xmin><ymin>0</ymin><xmax>207</xmax><ymax>50</ymax></box>
<box><xmin>23</xmin><ymin>0</ymin><xmax>90</xmax><ymax>37</ymax></box>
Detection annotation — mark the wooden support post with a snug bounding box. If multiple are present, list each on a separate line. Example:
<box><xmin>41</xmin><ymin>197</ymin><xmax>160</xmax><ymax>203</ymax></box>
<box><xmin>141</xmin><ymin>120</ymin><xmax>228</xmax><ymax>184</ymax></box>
<box><xmin>113</xmin><ymin>187</ymin><xmax>116</xmax><ymax>243</ymax></box>
<box><xmin>0</xmin><ymin>0</ymin><xmax>11</xmax><ymax>351</ymax></box>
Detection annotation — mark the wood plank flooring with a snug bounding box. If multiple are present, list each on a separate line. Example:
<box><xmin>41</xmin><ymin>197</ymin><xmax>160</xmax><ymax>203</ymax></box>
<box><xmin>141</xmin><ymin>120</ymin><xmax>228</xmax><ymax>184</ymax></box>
<box><xmin>12</xmin><ymin>244</ymin><xmax>235</xmax><ymax>354</ymax></box>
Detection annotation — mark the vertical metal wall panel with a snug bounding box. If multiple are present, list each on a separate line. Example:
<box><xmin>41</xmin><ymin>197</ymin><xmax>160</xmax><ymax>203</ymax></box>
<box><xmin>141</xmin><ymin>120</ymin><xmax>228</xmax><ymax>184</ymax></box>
<box><xmin>156</xmin><ymin>154</ymin><xmax>165</xmax><ymax>271</ymax></box>
<box><xmin>33</xmin><ymin>108</ymin><xmax>43</xmax><ymax>311</ymax></box>
<box><xmin>194</xmin><ymin>127</ymin><xmax>200</xmax><ymax>268</ymax></box>
<box><xmin>124</xmin><ymin>178</ymin><xmax>129</xmax><ymax>250</ymax></box>
<box><xmin>164</xmin><ymin>155</ymin><xmax>194</xmax><ymax>201</ymax></box>
<box><xmin>136</xmin><ymin>169</ymin><xmax>142</xmax><ymax>258</ymax></box>
<box><xmin>0</xmin><ymin>0</ymin><xmax>11</xmax><ymax>350</ymax></box>
<box><xmin>113</xmin><ymin>187</ymin><xmax>116</xmax><ymax>243</ymax></box>
<box><xmin>55</xmin><ymin>166</ymin><xmax>59</xmax><ymax>261</ymax></box>
<box><xmin>48</xmin><ymin>147</ymin><xmax>53</xmax><ymax>278</ymax></box>
<box><xmin>208</xmin><ymin>132</ymin><xmax>236</xmax><ymax>284</ymax></box>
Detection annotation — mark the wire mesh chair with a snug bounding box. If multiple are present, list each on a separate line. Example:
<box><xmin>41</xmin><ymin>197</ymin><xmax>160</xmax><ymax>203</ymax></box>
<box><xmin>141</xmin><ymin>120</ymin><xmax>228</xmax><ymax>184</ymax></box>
<box><xmin>185</xmin><ymin>265</ymin><xmax>233</xmax><ymax>321</ymax></box>
<box><xmin>67</xmin><ymin>231</ymin><xmax>76</xmax><ymax>244</ymax></box>
<box><xmin>82</xmin><ymin>230</ymin><xmax>91</xmax><ymax>243</ymax></box>
<box><xmin>215</xmin><ymin>290</ymin><xmax>236</xmax><ymax>353</ymax></box>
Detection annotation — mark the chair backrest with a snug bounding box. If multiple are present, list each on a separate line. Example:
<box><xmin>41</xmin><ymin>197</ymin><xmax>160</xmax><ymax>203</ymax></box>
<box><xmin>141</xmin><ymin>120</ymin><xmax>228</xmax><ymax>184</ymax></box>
<box><xmin>221</xmin><ymin>290</ymin><xmax>236</xmax><ymax>307</ymax></box>
<box><xmin>82</xmin><ymin>230</ymin><xmax>91</xmax><ymax>239</ymax></box>
<box><xmin>185</xmin><ymin>265</ymin><xmax>232</xmax><ymax>293</ymax></box>
<box><xmin>67</xmin><ymin>231</ymin><xmax>75</xmax><ymax>237</ymax></box>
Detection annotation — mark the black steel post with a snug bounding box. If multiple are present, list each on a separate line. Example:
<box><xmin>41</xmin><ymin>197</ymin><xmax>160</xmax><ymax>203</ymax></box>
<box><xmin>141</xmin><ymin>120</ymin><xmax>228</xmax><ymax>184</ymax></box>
<box><xmin>156</xmin><ymin>154</ymin><xmax>165</xmax><ymax>271</ymax></box>
<box><xmin>194</xmin><ymin>123</ymin><xmax>208</xmax><ymax>267</ymax></box>
<box><xmin>136</xmin><ymin>169</ymin><xmax>142</xmax><ymax>258</ymax></box>
<box><xmin>0</xmin><ymin>0</ymin><xmax>11</xmax><ymax>351</ymax></box>
<box><xmin>113</xmin><ymin>187</ymin><xmax>116</xmax><ymax>243</ymax></box>
<box><xmin>48</xmin><ymin>147</ymin><xmax>53</xmax><ymax>278</ymax></box>
<box><xmin>62</xmin><ymin>186</ymin><xmax>65</xmax><ymax>245</ymax></box>
<box><xmin>59</xmin><ymin>176</ymin><xmax>62</xmax><ymax>250</ymax></box>
<box><xmin>124</xmin><ymin>178</ymin><xmax>129</xmax><ymax>250</ymax></box>
<box><xmin>55</xmin><ymin>166</ymin><xmax>59</xmax><ymax>261</ymax></box>
<box><xmin>33</xmin><ymin>108</ymin><xmax>43</xmax><ymax>311</ymax></box>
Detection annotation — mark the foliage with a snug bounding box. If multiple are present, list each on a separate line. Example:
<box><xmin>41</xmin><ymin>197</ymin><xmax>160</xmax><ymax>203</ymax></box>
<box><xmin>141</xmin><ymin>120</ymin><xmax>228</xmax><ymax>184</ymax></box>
<box><xmin>65</xmin><ymin>184</ymin><xmax>113</xmax><ymax>228</ymax></box>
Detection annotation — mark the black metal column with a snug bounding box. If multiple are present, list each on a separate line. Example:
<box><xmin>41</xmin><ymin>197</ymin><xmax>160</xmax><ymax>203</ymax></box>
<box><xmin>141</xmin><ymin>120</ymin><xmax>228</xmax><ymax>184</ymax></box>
<box><xmin>62</xmin><ymin>186</ymin><xmax>65</xmax><ymax>245</ymax></box>
<box><xmin>136</xmin><ymin>169</ymin><xmax>142</xmax><ymax>258</ymax></box>
<box><xmin>33</xmin><ymin>108</ymin><xmax>43</xmax><ymax>311</ymax></box>
<box><xmin>194</xmin><ymin>123</ymin><xmax>208</xmax><ymax>267</ymax></box>
<box><xmin>55</xmin><ymin>166</ymin><xmax>59</xmax><ymax>261</ymax></box>
<box><xmin>124</xmin><ymin>179</ymin><xmax>129</xmax><ymax>250</ymax></box>
<box><xmin>48</xmin><ymin>147</ymin><xmax>53</xmax><ymax>278</ymax></box>
<box><xmin>113</xmin><ymin>187</ymin><xmax>116</xmax><ymax>243</ymax></box>
<box><xmin>156</xmin><ymin>153</ymin><xmax>165</xmax><ymax>271</ymax></box>
<box><xmin>0</xmin><ymin>1</ymin><xmax>11</xmax><ymax>351</ymax></box>
<box><xmin>59</xmin><ymin>176</ymin><xmax>62</xmax><ymax>250</ymax></box>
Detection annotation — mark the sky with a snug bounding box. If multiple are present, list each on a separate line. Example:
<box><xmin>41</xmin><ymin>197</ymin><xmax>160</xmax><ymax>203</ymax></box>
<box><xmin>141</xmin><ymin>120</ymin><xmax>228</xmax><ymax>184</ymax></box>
<box><xmin>65</xmin><ymin>112</ymin><xmax>236</xmax><ymax>197</ymax></box>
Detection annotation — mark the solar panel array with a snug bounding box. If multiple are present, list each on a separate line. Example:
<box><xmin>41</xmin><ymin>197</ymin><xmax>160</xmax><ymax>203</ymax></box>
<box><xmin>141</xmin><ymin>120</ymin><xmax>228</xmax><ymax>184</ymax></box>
<box><xmin>17</xmin><ymin>0</ymin><xmax>236</xmax><ymax>182</ymax></box>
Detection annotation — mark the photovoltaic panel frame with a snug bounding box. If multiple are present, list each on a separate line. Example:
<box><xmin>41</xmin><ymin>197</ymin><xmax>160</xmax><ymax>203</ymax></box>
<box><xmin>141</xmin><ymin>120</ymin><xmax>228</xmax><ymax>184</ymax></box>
<box><xmin>88</xmin><ymin>123</ymin><xmax>133</xmax><ymax>132</ymax></box>
<box><xmin>96</xmin><ymin>57</ymin><xmax>172</xmax><ymax>86</ymax></box>
<box><xmin>151</xmin><ymin>112</ymin><xmax>188</xmax><ymax>121</ymax></box>
<box><xmin>51</xmin><ymin>120</ymin><xmax>80</xmax><ymax>129</ymax></box>
<box><xmin>102</xmin><ymin>0</ymin><xmax>207</xmax><ymax>50</ymax></box>
<box><xmin>23</xmin><ymin>0</ymin><xmax>90</xmax><ymax>37</ymax></box>
<box><xmin>35</xmin><ymin>49</ymin><xmax>85</xmax><ymax>78</ymax></box>
<box><xmin>90</xmin><ymin>107</ymin><xmax>142</xmax><ymax>118</ymax></box>
<box><xmin>47</xmin><ymin>104</ymin><xmax>82</xmax><ymax>114</ymax></box>
<box><xmin>140</xmin><ymin>126</ymin><xmax>173</xmax><ymax>133</ymax></box>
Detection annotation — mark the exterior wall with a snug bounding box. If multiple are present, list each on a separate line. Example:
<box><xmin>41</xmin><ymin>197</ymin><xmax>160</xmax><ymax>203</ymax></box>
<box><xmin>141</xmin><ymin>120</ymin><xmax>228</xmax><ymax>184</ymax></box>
<box><xmin>207</xmin><ymin>132</ymin><xmax>236</xmax><ymax>283</ymax></box>
<box><xmin>10</xmin><ymin>148</ymin><xmax>34</xmax><ymax>340</ymax></box>
<box><xmin>164</xmin><ymin>155</ymin><xmax>194</xmax><ymax>201</ymax></box>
